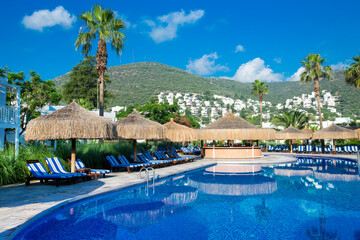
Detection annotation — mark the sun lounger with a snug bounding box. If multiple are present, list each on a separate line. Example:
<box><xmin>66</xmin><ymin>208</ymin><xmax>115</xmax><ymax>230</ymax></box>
<box><xmin>324</xmin><ymin>146</ymin><xmax>331</xmax><ymax>154</ymax></box>
<box><xmin>105</xmin><ymin>155</ymin><xmax>150</xmax><ymax>173</ymax></box>
<box><xmin>335</xmin><ymin>146</ymin><xmax>343</xmax><ymax>154</ymax></box>
<box><xmin>137</xmin><ymin>154</ymin><xmax>170</xmax><ymax>167</ymax></box>
<box><xmin>351</xmin><ymin>145</ymin><xmax>358</xmax><ymax>153</ymax></box>
<box><xmin>154</xmin><ymin>152</ymin><xmax>184</xmax><ymax>163</ymax></box>
<box><xmin>45</xmin><ymin>157</ymin><xmax>87</xmax><ymax>177</ymax></box>
<box><xmin>181</xmin><ymin>147</ymin><xmax>196</xmax><ymax>155</ymax></box>
<box><xmin>118</xmin><ymin>155</ymin><xmax>152</xmax><ymax>168</ymax></box>
<box><xmin>75</xmin><ymin>158</ymin><xmax>110</xmax><ymax>178</ymax></box>
<box><xmin>305</xmin><ymin>145</ymin><xmax>313</xmax><ymax>153</ymax></box>
<box><xmin>166</xmin><ymin>150</ymin><xmax>195</xmax><ymax>161</ymax></box>
<box><xmin>26</xmin><ymin>160</ymin><xmax>77</xmax><ymax>187</ymax></box>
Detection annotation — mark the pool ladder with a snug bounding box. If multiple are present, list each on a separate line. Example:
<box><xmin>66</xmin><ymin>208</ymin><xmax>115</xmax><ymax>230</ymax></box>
<box><xmin>139</xmin><ymin>167</ymin><xmax>155</xmax><ymax>196</ymax></box>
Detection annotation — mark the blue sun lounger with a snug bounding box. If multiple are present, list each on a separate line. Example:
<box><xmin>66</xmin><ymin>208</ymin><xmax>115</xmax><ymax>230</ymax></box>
<box><xmin>167</xmin><ymin>150</ymin><xmax>195</xmax><ymax>161</ymax></box>
<box><xmin>154</xmin><ymin>152</ymin><xmax>184</xmax><ymax>163</ymax></box>
<box><xmin>75</xmin><ymin>159</ymin><xmax>110</xmax><ymax>178</ymax></box>
<box><xmin>26</xmin><ymin>160</ymin><xmax>76</xmax><ymax>187</ymax></box>
<box><xmin>105</xmin><ymin>155</ymin><xmax>150</xmax><ymax>173</ymax></box>
<box><xmin>137</xmin><ymin>154</ymin><xmax>169</xmax><ymax>167</ymax></box>
<box><xmin>45</xmin><ymin>157</ymin><xmax>87</xmax><ymax>177</ymax></box>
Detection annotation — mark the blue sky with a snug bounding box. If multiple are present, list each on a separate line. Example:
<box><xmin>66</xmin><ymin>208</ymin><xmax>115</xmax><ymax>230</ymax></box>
<box><xmin>1</xmin><ymin>0</ymin><xmax>360</xmax><ymax>82</ymax></box>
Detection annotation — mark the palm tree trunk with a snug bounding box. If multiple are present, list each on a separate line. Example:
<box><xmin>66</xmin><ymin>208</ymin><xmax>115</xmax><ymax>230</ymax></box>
<box><xmin>96</xmin><ymin>39</ymin><xmax>108</xmax><ymax>117</ymax></box>
<box><xmin>98</xmin><ymin>71</ymin><xmax>104</xmax><ymax>116</ymax></box>
<box><xmin>313</xmin><ymin>78</ymin><xmax>323</xmax><ymax>129</ymax></box>
<box><xmin>259</xmin><ymin>93</ymin><xmax>263</xmax><ymax>128</ymax></box>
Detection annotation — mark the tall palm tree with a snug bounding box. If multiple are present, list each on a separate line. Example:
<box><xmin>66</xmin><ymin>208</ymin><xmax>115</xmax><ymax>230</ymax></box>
<box><xmin>300</xmin><ymin>54</ymin><xmax>332</xmax><ymax>129</ymax></box>
<box><xmin>271</xmin><ymin>110</ymin><xmax>310</xmax><ymax>129</ymax></box>
<box><xmin>344</xmin><ymin>56</ymin><xmax>360</xmax><ymax>88</ymax></box>
<box><xmin>75</xmin><ymin>4</ymin><xmax>125</xmax><ymax>116</ymax></box>
<box><xmin>251</xmin><ymin>79</ymin><xmax>269</xmax><ymax>128</ymax></box>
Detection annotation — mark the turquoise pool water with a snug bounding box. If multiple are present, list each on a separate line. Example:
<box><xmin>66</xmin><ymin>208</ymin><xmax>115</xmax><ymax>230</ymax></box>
<box><xmin>14</xmin><ymin>156</ymin><xmax>360</xmax><ymax>239</ymax></box>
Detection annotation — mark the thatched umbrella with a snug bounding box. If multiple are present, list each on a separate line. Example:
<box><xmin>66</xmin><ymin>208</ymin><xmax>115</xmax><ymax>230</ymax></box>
<box><xmin>312</xmin><ymin>124</ymin><xmax>358</xmax><ymax>148</ymax></box>
<box><xmin>164</xmin><ymin>118</ymin><xmax>197</xmax><ymax>157</ymax></box>
<box><xmin>198</xmin><ymin>111</ymin><xmax>275</xmax><ymax>141</ymax></box>
<box><xmin>275</xmin><ymin>126</ymin><xmax>312</xmax><ymax>153</ymax></box>
<box><xmin>355</xmin><ymin>128</ymin><xmax>360</xmax><ymax>139</ymax></box>
<box><xmin>115</xmin><ymin>109</ymin><xmax>166</xmax><ymax>162</ymax></box>
<box><xmin>302</xmin><ymin>126</ymin><xmax>313</xmax><ymax>134</ymax></box>
<box><xmin>25</xmin><ymin>101</ymin><xmax>117</xmax><ymax>172</ymax></box>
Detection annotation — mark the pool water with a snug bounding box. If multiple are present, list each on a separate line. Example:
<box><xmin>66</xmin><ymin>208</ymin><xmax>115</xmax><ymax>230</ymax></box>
<box><xmin>14</xmin><ymin>157</ymin><xmax>360</xmax><ymax>240</ymax></box>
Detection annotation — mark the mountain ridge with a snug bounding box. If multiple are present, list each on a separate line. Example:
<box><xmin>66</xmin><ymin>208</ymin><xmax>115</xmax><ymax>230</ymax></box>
<box><xmin>53</xmin><ymin>61</ymin><xmax>360</xmax><ymax>117</ymax></box>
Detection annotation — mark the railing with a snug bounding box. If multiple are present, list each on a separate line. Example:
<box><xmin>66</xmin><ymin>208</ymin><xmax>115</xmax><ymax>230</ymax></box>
<box><xmin>0</xmin><ymin>106</ymin><xmax>18</xmax><ymax>124</ymax></box>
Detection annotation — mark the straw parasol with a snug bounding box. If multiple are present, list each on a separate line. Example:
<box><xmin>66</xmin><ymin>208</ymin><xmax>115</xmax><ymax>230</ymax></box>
<box><xmin>302</xmin><ymin>126</ymin><xmax>313</xmax><ymax>134</ymax></box>
<box><xmin>25</xmin><ymin>101</ymin><xmax>117</xmax><ymax>172</ymax></box>
<box><xmin>164</xmin><ymin>118</ymin><xmax>197</xmax><ymax>157</ymax></box>
<box><xmin>355</xmin><ymin>128</ymin><xmax>360</xmax><ymax>139</ymax></box>
<box><xmin>312</xmin><ymin>123</ymin><xmax>358</xmax><ymax>148</ymax></box>
<box><xmin>115</xmin><ymin>109</ymin><xmax>166</xmax><ymax>162</ymax></box>
<box><xmin>198</xmin><ymin>110</ymin><xmax>275</xmax><ymax>141</ymax></box>
<box><xmin>275</xmin><ymin>126</ymin><xmax>312</xmax><ymax>152</ymax></box>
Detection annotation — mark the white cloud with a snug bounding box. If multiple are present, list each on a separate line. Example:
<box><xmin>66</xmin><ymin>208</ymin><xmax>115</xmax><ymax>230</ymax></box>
<box><xmin>22</xmin><ymin>6</ymin><xmax>76</xmax><ymax>31</ymax></box>
<box><xmin>146</xmin><ymin>9</ymin><xmax>204</xmax><ymax>43</ymax></box>
<box><xmin>330</xmin><ymin>62</ymin><xmax>346</xmax><ymax>70</ymax></box>
<box><xmin>235</xmin><ymin>44</ymin><xmax>245</xmax><ymax>53</ymax></box>
<box><xmin>232</xmin><ymin>58</ymin><xmax>283</xmax><ymax>82</ymax></box>
<box><xmin>285</xmin><ymin>67</ymin><xmax>305</xmax><ymax>81</ymax></box>
<box><xmin>273</xmin><ymin>57</ymin><xmax>282</xmax><ymax>64</ymax></box>
<box><xmin>186</xmin><ymin>52</ymin><xmax>229</xmax><ymax>76</ymax></box>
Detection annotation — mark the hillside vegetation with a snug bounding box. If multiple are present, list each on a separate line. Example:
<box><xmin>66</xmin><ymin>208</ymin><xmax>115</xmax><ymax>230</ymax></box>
<box><xmin>53</xmin><ymin>62</ymin><xmax>360</xmax><ymax>116</ymax></box>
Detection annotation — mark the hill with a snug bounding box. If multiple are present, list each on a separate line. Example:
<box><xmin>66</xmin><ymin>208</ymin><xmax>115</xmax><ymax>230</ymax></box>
<box><xmin>53</xmin><ymin>62</ymin><xmax>360</xmax><ymax>116</ymax></box>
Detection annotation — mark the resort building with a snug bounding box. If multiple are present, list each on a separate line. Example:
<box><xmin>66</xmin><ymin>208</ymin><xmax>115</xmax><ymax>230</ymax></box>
<box><xmin>0</xmin><ymin>77</ymin><xmax>21</xmax><ymax>156</ymax></box>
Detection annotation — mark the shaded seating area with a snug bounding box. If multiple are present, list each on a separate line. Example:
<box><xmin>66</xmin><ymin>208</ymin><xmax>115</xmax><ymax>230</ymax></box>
<box><xmin>26</xmin><ymin>160</ymin><xmax>82</xmax><ymax>187</ymax></box>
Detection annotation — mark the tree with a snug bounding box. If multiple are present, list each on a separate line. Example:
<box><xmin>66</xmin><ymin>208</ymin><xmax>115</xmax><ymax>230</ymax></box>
<box><xmin>138</xmin><ymin>99</ymin><xmax>179</xmax><ymax>124</ymax></box>
<box><xmin>116</xmin><ymin>99</ymin><xmax>180</xmax><ymax>124</ymax></box>
<box><xmin>300</xmin><ymin>54</ymin><xmax>333</xmax><ymax>129</ymax></box>
<box><xmin>76</xmin><ymin>4</ymin><xmax>125</xmax><ymax>116</ymax></box>
<box><xmin>62</xmin><ymin>56</ymin><xmax>113</xmax><ymax>110</ymax></box>
<box><xmin>271</xmin><ymin>111</ymin><xmax>310</xmax><ymax>129</ymax></box>
<box><xmin>116</xmin><ymin>106</ymin><xmax>135</xmax><ymax>119</ymax></box>
<box><xmin>344</xmin><ymin>56</ymin><xmax>360</xmax><ymax>88</ymax></box>
<box><xmin>251</xmin><ymin>79</ymin><xmax>269</xmax><ymax>128</ymax></box>
<box><xmin>173</xmin><ymin>114</ymin><xmax>200</xmax><ymax>128</ymax></box>
<box><xmin>7</xmin><ymin>71</ymin><xmax>61</xmax><ymax>135</ymax></box>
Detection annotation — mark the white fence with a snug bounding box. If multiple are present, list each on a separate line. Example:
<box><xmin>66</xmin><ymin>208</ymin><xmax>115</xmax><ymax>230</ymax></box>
<box><xmin>0</xmin><ymin>106</ymin><xmax>18</xmax><ymax>124</ymax></box>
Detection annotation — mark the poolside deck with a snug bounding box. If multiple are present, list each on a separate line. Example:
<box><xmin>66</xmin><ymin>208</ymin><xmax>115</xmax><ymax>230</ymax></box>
<box><xmin>0</xmin><ymin>154</ymin><xmax>357</xmax><ymax>239</ymax></box>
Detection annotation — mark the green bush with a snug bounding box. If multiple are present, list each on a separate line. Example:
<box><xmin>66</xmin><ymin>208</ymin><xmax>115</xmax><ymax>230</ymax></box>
<box><xmin>0</xmin><ymin>144</ymin><xmax>59</xmax><ymax>186</ymax></box>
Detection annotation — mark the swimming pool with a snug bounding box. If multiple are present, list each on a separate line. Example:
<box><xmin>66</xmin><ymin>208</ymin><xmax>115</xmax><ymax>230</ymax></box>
<box><xmin>13</xmin><ymin>156</ymin><xmax>360</xmax><ymax>239</ymax></box>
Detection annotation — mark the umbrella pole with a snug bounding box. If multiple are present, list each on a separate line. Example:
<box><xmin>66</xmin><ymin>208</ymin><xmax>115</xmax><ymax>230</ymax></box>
<box><xmin>170</xmin><ymin>142</ymin><xmax>173</xmax><ymax>158</ymax></box>
<box><xmin>71</xmin><ymin>139</ymin><xmax>76</xmax><ymax>173</ymax></box>
<box><xmin>290</xmin><ymin>140</ymin><xmax>293</xmax><ymax>153</ymax></box>
<box><xmin>133</xmin><ymin>140</ymin><xmax>137</xmax><ymax>162</ymax></box>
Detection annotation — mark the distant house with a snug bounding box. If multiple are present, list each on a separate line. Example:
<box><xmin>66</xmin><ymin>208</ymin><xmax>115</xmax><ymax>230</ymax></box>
<box><xmin>0</xmin><ymin>77</ymin><xmax>21</xmax><ymax>157</ymax></box>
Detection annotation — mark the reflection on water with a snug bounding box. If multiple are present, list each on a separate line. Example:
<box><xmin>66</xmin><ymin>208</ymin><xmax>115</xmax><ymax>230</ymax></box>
<box><xmin>15</xmin><ymin>157</ymin><xmax>360</xmax><ymax>240</ymax></box>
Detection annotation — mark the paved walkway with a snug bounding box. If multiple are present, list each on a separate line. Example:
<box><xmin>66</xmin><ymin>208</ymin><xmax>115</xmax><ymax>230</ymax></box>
<box><xmin>1</xmin><ymin>153</ymin><xmax>357</xmax><ymax>239</ymax></box>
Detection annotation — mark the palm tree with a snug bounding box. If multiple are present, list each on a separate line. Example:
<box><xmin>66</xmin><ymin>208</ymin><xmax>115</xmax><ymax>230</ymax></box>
<box><xmin>251</xmin><ymin>79</ymin><xmax>269</xmax><ymax>128</ymax></box>
<box><xmin>300</xmin><ymin>54</ymin><xmax>333</xmax><ymax>129</ymax></box>
<box><xmin>75</xmin><ymin>4</ymin><xmax>125</xmax><ymax>116</ymax></box>
<box><xmin>345</xmin><ymin>56</ymin><xmax>360</xmax><ymax>88</ymax></box>
<box><xmin>271</xmin><ymin>110</ymin><xmax>310</xmax><ymax>129</ymax></box>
